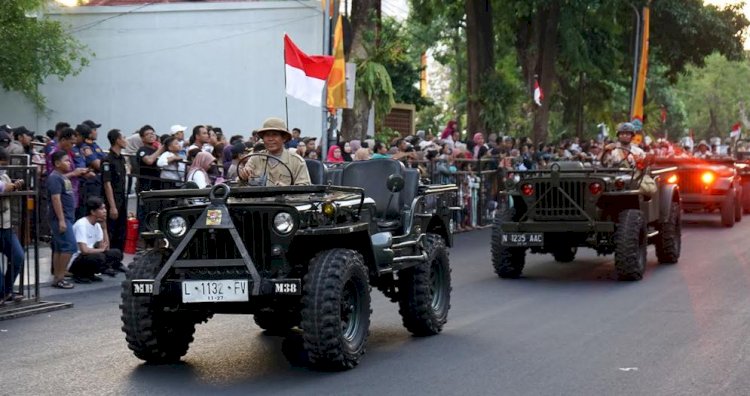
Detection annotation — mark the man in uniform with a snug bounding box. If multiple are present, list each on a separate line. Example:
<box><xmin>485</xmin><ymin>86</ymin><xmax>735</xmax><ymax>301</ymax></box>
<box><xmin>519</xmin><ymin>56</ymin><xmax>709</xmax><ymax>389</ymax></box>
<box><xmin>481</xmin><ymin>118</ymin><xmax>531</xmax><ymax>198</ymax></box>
<box><xmin>601</xmin><ymin>122</ymin><xmax>646</xmax><ymax>168</ymax></box>
<box><xmin>238</xmin><ymin>118</ymin><xmax>311</xmax><ymax>186</ymax></box>
<box><xmin>601</xmin><ymin>122</ymin><xmax>655</xmax><ymax>195</ymax></box>
<box><xmin>102</xmin><ymin>129</ymin><xmax>128</xmax><ymax>255</ymax></box>
<box><xmin>75</xmin><ymin>124</ymin><xmax>102</xmax><ymax>217</ymax></box>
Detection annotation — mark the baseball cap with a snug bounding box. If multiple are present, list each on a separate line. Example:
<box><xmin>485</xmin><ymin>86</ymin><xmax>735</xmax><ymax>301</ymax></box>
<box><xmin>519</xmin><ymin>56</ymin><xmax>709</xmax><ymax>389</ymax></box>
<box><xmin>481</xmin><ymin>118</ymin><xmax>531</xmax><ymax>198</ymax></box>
<box><xmin>170</xmin><ymin>124</ymin><xmax>187</xmax><ymax>134</ymax></box>
<box><xmin>12</xmin><ymin>126</ymin><xmax>35</xmax><ymax>138</ymax></box>
<box><xmin>0</xmin><ymin>131</ymin><xmax>11</xmax><ymax>144</ymax></box>
<box><xmin>302</xmin><ymin>137</ymin><xmax>318</xmax><ymax>144</ymax></box>
<box><xmin>0</xmin><ymin>124</ymin><xmax>11</xmax><ymax>133</ymax></box>
<box><xmin>82</xmin><ymin>119</ymin><xmax>102</xmax><ymax>129</ymax></box>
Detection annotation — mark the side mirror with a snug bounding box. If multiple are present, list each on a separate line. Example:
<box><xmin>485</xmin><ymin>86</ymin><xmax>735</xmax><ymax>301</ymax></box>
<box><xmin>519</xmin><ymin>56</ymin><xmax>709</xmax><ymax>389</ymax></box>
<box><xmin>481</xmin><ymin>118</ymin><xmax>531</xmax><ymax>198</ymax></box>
<box><xmin>386</xmin><ymin>174</ymin><xmax>405</xmax><ymax>193</ymax></box>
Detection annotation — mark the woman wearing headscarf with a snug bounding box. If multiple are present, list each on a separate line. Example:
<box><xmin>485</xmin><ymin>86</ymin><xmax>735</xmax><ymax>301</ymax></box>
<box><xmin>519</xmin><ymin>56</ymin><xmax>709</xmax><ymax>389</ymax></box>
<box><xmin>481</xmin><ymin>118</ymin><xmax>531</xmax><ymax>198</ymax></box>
<box><xmin>472</xmin><ymin>132</ymin><xmax>488</xmax><ymax>159</ymax></box>
<box><xmin>440</xmin><ymin>120</ymin><xmax>457</xmax><ymax>140</ymax></box>
<box><xmin>326</xmin><ymin>145</ymin><xmax>344</xmax><ymax>163</ymax></box>
<box><xmin>339</xmin><ymin>142</ymin><xmax>353</xmax><ymax>162</ymax></box>
<box><xmin>187</xmin><ymin>151</ymin><xmax>215</xmax><ymax>188</ymax></box>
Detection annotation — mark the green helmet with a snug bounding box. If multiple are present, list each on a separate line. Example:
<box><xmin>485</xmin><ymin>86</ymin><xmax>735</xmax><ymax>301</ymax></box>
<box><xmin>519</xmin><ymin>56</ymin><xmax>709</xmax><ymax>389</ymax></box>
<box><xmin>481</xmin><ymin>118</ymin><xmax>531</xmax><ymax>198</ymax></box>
<box><xmin>616</xmin><ymin>122</ymin><xmax>635</xmax><ymax>135</ymax></box>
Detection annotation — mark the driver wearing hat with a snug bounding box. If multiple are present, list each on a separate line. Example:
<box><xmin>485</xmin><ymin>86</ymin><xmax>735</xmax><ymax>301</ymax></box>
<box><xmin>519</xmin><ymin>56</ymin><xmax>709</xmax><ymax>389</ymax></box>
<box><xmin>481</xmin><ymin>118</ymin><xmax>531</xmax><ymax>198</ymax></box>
<box><xmin>238</xmin><ymin>117</ymin><xmax>311</xmax><ymax>186</ymax></box>
<box><xmin>601</xmin><ymin>122</ymin><xmax>646</xmax><ymax>168</ymax></box>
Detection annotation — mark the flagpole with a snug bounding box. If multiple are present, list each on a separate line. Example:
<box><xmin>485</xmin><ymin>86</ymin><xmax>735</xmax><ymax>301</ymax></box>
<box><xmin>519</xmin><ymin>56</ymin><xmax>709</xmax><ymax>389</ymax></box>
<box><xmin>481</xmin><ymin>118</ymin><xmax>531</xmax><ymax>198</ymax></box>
<box><xmin>283</xmin><ymin>33</ymin><xmax>290</xmax><ymax>129</ymax></box>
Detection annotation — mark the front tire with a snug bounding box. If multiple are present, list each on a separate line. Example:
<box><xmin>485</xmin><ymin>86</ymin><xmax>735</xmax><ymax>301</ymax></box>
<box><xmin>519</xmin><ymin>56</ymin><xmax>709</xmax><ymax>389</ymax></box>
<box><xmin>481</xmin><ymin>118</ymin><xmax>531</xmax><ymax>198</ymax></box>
<box><xmin>655</xmin><ymin>202</ymin><xmax>681</xmax><ymax>264</ymax></box>
<box><xmin>614</xmin><ymin>210</ymin><xmax>647</xmax><ymax>281</ymax></box>
<box><xmin>491</xmin><ymin>205</ymin><xmax>526</xmax><ymax>278</ymax></box>
<box><xmin>120</xmin><ymin>250</ymin><xmax>204</xmax><ymax>363</ymax></box>
<box><xmin>301</xmin><ymin>249</ymin><xmax>371</xmax><ymax>371</ymax></box>
<box><xmin>397</xmin><ymin>234</ymin><xmax>452</xmax><ymax>336</ymax></box>
<box><xmin>721</xmin><ymin>194</ymin><xmax>736</xmax><ymax>228</ymax></box>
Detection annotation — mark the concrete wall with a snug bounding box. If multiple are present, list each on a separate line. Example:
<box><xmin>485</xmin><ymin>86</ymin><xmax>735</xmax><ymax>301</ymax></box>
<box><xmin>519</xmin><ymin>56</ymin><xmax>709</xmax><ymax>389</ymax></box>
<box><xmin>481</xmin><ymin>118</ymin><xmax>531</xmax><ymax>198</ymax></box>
<box><xmin>0</xmin><ymin>1</ymin><xmax>327</xmax><ymax>145</ymax></box>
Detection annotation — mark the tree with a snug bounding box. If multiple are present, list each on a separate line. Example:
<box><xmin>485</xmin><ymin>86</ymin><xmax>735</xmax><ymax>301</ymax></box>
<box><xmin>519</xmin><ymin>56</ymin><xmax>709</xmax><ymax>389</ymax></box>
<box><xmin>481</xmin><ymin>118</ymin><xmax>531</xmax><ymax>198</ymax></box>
<box><xmin>0</xmin><ymin>0</ymin><xmax>89</xmax><ymax>111</ymax></box>
<box><xmin>676</xmin><ymin>53</ymin><xmax>750</xmax><ymax>140</ymax></box>
<box><xmin>465</xmin><ymin>0</ymin><xmax>494</xmax><ymax>135</ymax></box>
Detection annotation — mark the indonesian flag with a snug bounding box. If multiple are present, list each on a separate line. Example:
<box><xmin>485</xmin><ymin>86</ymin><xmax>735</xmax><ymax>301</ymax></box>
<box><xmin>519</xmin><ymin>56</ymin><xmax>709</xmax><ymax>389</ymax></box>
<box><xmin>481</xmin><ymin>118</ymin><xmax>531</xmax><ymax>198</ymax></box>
<box><xmin>731</xmin><ymin>122</ymin><xmax>741</xmax><ymax>138</ymax></box>
<box><xmin>533</xmin><ymin>79</ymin><xmax>543</xmax><ymax>107</ymax></box>
<box><xmin>284</xmin><ymin>35</ymin><xmax>333</xmax><ymax>107</ymax></box>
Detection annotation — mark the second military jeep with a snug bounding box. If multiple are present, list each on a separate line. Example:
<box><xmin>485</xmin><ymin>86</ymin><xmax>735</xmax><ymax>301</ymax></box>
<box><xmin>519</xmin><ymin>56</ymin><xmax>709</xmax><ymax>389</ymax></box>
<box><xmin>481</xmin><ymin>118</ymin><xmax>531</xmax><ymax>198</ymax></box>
<box><xmin>121</xmin><ymin>158</ymin><xmax>457</xmax><ymax>370</ymax></box>
<box><xmin>491</xmin><ymin>158</ymin><xmax>682</xmax><ymax>281</ymax></box>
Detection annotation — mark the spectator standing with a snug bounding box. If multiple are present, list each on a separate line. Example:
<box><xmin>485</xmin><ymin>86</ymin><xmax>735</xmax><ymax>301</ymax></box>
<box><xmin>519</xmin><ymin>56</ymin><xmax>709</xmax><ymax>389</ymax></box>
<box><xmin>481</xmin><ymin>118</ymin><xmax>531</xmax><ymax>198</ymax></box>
<box><xmin>78</xmin><ymin>122</ymin><xmax>106</xmax><ymax>208</ymax></box>
<box><xmin>286</xmin><ymin>128</ymin><xmax>301</xmax><ymax>149</ymax></box>
<box><xmin>0</xmin><ymin>148</ymin><xmax>26</xmax><ymax>302</ymax></box>
<box><xmin>135</xmin><ymin>125</ymin><xmax>165</xmax><ymax>193</ymax></box>
<box><xmin>303</xmin><ymin>137</ymin><xmax>317</xmax><ymax>158</ymax></box>
<box><xmin>69</xmin><ymin>197</ymin><xmax>123</xmax><ymax>283</ymax></box>
<box><xmin>170</xmin><ymin>124</ymin><xmax>187</xmax><ymax>156</ymax></box>
<box><xmin>371</xmin><ymin>142</ymin><xmax>390</xmax><ymax>159</ymax></box>
<box><xmin>186</xmin><ymin>152</ymin><xmax>215</xmax><ymax>188</ymax></box>
<box><xmin>326</xmin><ymin>145</ymin><xmax>344</xmax><ymax>163</ymax></box>
<box><xmin>222</xmin><ymin>135</ymin><xmax>244</xmax><ymax>177</ymax></box>
<box><xmin>47</xmin><ymin>151</ymin><xmax>76</xmax><ymax>289</ymax></box>
<box><xmin>8</xmin><ymin>126</ymin><xmax>36</xmax><ymax>157</ymax></box>
<box><xmin>156</xmin><ymin>136</ymin><xmax>186</xmax><ymax>187</ymax></box>
<box><xmin>226</xmin><ymin>142</ymin><xmax>246</xmax><ymax>181</ymax></box>
<box><xmin>187</xmin><ymin>125</ymin><xmax>212</xmax><ymax>157</ymax></box>
<box><xmin>102</xmin><ymin>129</ymin><xmax>128</xmax><ymax>252</ymax></box>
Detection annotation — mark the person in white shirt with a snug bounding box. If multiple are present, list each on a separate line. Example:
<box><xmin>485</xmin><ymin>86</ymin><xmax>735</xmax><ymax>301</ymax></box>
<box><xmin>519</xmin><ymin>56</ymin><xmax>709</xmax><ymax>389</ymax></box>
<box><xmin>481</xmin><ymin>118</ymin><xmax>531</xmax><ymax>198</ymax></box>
<box><xmin>69</xmin><ymin>197</ymin><xmax>124</xmax><ymax>283</ymax></box>
<box><xmin>156</xmin><ymin>136</ymin><xmax>186</xmax><ymax>187</ymax></box>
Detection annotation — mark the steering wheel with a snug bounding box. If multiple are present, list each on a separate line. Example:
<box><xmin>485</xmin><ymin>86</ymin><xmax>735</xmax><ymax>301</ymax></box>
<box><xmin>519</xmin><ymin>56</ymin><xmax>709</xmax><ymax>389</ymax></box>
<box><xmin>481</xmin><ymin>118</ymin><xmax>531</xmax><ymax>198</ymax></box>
<box><xmin>601</xmin><ymin>146</ymin><xmax>635</xmax><ymax>168</ymax></box>
<box><xmin>237</xmin><ymin>153</ymin><xmax>295</xmax><ymax>186</ymax></box>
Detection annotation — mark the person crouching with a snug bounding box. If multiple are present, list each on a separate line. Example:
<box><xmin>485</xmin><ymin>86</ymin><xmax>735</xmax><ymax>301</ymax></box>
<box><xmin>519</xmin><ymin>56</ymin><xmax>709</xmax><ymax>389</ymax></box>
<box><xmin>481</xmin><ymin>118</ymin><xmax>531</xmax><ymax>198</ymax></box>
<box><xmin>69</xmin><ymin>197</ymin><xmax>124</xmax><ymax>283</ymax></box>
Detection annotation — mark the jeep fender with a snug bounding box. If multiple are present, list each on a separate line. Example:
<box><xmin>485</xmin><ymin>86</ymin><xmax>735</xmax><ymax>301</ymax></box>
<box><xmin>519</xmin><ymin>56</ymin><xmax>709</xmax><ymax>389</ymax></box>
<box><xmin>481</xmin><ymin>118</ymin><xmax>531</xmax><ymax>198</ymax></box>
<box><xmin>659</xmin><ymin>183</ymin><xmax>680</xmax><ymax>223</ymax></box>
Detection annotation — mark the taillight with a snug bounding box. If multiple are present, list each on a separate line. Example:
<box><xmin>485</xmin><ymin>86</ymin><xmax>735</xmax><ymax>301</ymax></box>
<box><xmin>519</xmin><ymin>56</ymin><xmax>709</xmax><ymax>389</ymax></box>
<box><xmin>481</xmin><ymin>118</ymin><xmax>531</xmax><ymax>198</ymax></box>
<box><xmin>614</xmin><ymin>179</ymin><xmax>625</xmax><ymax>190</ymax></box>
<box><xmin>521</xmin><ymin>183</ymin><xmax>534</xmax><ymax>196</ymax></box>
<box><xmin>701</xmin><ymin>171</ymin><xmax>715</xmax><ymax>185</ymax></box>
<box><xmin>589</xmin><ymin>182</ymin><xmax>603</xmax><ymax>195</ymax></box>
<box><xmin>667</xmin><ymin>174</ymin><xmax>678</xmax><ymax>184</ymax></box>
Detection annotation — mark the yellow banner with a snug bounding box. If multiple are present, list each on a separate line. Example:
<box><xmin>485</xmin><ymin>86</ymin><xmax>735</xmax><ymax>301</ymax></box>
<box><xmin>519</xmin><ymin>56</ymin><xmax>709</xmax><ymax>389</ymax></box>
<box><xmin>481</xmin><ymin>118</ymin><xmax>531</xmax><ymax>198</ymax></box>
<box><xmin>631</xmin><ymin>6</ymin><xmax>650</xmax><ymax>122</ymax></box>
<box><xmin>326</xmin><ymin>15</ymin><xmax>347</xmax><ymax>110</ymax></box>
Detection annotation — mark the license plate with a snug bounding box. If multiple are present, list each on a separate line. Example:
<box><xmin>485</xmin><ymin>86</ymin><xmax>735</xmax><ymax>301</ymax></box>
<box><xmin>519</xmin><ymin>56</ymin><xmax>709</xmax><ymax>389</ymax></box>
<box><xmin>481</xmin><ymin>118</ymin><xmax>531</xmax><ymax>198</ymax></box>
<box><xmin>501</xmin><ymin>232</ymin><xmax>544</xmax><ymax>247</ymax></box>
<box><xmin>182</xmin><ymin>279</ymin><xmax>249</xmax><ymax>303</ymax></box>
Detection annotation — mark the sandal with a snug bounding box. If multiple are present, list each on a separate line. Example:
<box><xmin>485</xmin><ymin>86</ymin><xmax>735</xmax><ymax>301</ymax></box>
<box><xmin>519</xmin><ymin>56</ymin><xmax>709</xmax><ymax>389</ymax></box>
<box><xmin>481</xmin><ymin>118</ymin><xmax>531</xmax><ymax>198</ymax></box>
<box><xmin>52</xmin><ymin>280</ymin><xmax>74</xmax><ymax>289</ymax></box>
<box><xmin>3</xmin><ymin>293</ymin><xmax>24</xmax><ymax>303</ymax></box>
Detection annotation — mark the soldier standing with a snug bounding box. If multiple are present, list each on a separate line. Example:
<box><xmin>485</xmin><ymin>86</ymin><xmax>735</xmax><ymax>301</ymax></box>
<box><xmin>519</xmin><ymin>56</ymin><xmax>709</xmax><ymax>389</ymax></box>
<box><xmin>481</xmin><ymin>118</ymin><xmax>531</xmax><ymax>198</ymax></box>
<box><xmin>102</xmin><ymin>129</ymin><xmax>128</xmax><ymax>256</ymax></box>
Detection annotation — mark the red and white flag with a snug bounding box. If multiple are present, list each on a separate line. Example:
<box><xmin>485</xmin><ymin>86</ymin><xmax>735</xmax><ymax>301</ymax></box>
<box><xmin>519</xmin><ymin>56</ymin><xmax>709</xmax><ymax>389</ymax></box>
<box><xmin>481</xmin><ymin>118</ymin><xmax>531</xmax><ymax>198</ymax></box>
<box><xmin>533</xmin><ymin>79</ymin><xmax>544</xmax><ymax>107</ymax></box>
<box><xmin>284</xmin><ymin>34</ymin><xmax>333</xmax><ymax>107</ymax></box>
<box><xmin>731</xmin><ymin>122</ymin><xmax>742</xmax><ymax>138</ymax></box>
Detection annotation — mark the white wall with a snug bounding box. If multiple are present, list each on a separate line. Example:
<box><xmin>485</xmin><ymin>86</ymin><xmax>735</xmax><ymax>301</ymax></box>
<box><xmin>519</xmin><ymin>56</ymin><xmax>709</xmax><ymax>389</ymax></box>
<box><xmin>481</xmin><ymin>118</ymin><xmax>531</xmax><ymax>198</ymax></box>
<box><xmin>0</xmin><ymin>1</ymin><xmax>327</xmax><ymax>145</ymax></box>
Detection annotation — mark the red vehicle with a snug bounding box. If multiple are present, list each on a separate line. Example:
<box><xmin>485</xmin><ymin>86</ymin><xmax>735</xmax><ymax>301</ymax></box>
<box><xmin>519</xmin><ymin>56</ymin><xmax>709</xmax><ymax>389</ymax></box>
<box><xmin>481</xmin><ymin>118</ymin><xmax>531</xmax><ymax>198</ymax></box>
<box><xmin>655</xmin><ymin>157</ymin><xmax>742</xmax><ymax>227</ymax></box>
<box><xmin>732</xmin><ymin>140</ymin><xmax>750</xmax><ymax>212</ymax></box>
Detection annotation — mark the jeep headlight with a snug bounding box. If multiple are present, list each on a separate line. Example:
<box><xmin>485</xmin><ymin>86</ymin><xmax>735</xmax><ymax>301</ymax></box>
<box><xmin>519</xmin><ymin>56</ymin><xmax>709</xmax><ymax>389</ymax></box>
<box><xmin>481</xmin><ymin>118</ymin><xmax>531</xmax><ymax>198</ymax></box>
<box><xmin>273</xmin><ymin>212</ymin><xmax>294</xmax><ymax>234</ymax></box>
<box><xmin>168</xmin><ymin>216</ymin><xmax>188</xmax><ymax>238</ymax></box>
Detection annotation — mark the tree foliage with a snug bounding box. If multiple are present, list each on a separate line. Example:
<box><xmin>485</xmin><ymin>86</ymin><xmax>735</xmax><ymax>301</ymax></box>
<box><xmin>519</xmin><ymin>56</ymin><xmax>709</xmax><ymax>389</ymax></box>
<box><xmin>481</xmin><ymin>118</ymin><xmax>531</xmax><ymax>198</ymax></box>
<box><xmin>676</xmin><ymin>53</ymin><xmax>750</xmax><ymax>140</ymax></box>
<box><xmin>0</xmin><ymin>0</ymin><xmax>90</xmax><ymax>111</ymax></box>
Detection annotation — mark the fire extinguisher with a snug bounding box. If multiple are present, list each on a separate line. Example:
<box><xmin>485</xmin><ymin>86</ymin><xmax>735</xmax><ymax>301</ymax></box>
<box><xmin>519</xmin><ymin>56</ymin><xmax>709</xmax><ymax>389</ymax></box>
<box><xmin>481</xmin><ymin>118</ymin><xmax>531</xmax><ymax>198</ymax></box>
<box><xmin>124</xmin><ymin>213</ymin><xmax>139</xmax><ymax>254</ymax></box>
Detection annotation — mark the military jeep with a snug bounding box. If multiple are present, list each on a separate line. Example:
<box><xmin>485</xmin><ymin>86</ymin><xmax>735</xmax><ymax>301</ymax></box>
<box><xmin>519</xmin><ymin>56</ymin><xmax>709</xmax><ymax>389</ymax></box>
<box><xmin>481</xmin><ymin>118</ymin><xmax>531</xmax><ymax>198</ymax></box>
<box><xmin>654</xmin><ymin>157</ymin><xmax>742</xmax><ymax>227</ymax></box>
<box><xmin>491</xmin><ymin>159</ymin><xmax>682</xmax><ymax>281</ymax></box>
<box><xmin>120</xmin><ymin>158</ymin><xmax>457</xmax><ymax>370</ymax></box>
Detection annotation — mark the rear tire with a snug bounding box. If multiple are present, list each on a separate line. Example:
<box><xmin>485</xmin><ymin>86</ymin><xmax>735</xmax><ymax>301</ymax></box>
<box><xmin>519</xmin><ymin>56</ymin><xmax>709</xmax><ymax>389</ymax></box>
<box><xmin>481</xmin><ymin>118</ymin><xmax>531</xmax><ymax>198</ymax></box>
<box><xmin>120</xmin><ymin>250</ymin><xmax>206</xmax><ymax>363</ymax></box>
<box><xmin>301</xmin><ymin>249</ymin><xmax>370</xmax><ymax>371</ymax></box>
<box><xmin>742</xmin><ymin>183</ymin><xmax>750</xmax><ymax>214</ymax></box>
<box><xmin>614</xmin><ymin>210</ymin><xmax>647</xmax><ymax>281</ymax></box>
<box><xmin>397</xmin><ymin>234</ymin><xmax>452</xmax><ymax>336</ymax></box>
<box><xmin>491</xmin><ymin>205</ymin><xmax>526</xmax><ymax>279</ymax></box>
<box><xmin>721</xmin><ymin>194</ymin><xmax>736</xmax><ymax>228</ymax></box>
<box><xmin>655</xmin><ymin>202</ymin><xmax>681</xmax><ymax>264</ymax></box>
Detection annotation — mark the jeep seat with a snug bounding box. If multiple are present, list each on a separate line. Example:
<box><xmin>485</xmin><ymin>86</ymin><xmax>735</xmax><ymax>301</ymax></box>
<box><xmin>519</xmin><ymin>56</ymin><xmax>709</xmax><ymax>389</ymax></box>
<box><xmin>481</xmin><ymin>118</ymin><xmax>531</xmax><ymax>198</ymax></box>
<box><xmin>401</xmin><ymin>168</ymin><xmax>420</xmax><ymax>209</ymax></box>
<box><xmin>305</xmin><ymin>159</ymin><xmax>326</xmax><ymax>185</ymax></box>
<box><xmin>326</xmin><ymin>167</ymin><xmax>343</xmax><ymax>186</ymax></box>
<box><xmin>341</xmin><ymin>159</ymin><xmax>403</xmax><ymax>231</ymax></box>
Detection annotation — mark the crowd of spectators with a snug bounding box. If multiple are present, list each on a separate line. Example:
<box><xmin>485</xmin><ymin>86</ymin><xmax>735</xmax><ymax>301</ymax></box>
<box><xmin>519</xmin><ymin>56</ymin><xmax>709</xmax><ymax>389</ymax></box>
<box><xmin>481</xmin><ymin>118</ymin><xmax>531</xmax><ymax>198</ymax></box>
<box><xmin>0</xmin><ymin>117</ymin><xmax>736</xmax><ymax>295</ymax></box>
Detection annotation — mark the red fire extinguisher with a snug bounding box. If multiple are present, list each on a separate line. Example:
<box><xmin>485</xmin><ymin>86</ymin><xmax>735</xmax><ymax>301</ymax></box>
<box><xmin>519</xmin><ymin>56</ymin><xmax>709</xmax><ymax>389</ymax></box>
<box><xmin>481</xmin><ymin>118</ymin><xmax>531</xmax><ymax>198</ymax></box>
<box><xmin>124</xmin><ymin>212</ymin><xmax>139</xmax><ymax>254</ymax></box>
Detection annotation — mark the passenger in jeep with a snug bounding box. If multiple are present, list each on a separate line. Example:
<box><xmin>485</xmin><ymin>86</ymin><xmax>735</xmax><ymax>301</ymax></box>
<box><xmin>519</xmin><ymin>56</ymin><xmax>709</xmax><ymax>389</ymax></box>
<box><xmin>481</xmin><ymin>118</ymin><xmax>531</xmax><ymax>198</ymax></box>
<box><xmin>238</xmin><ymin>117</ymin><xmax>311</xmax><ymax>186</ymax></box>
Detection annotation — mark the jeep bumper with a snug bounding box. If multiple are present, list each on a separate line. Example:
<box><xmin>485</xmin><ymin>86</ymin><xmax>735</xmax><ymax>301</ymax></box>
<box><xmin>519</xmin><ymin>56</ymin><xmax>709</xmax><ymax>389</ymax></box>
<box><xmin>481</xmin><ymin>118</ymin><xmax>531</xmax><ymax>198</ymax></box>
<box><xmin>501</xmin><ymin>221</ymin><xmax>615</xmax><ymax>233</ymax></box>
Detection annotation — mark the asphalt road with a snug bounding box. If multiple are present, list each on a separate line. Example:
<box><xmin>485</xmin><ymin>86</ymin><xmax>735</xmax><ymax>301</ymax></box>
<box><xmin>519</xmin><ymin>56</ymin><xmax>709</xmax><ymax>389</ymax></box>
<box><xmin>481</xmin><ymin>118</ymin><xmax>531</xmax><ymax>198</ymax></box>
<box><xmin>4</xmin><ymin>213</ymin><xmax>750</xmax><ymax>396</ymax></box>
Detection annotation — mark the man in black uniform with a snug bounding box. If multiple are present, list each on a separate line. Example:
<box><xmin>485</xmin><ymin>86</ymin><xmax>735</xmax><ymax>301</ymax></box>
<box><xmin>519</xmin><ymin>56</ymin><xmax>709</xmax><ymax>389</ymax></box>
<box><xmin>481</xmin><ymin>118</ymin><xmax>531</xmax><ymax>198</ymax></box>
<box><xmin>135</xmin><ymin>125</ymin><xmax>165</xmax><ymax>233</ymax></box>
<box><xmin>102</xmin><ymin>129</ymin><xmax>128</xmax><ymax>256</ymax></box>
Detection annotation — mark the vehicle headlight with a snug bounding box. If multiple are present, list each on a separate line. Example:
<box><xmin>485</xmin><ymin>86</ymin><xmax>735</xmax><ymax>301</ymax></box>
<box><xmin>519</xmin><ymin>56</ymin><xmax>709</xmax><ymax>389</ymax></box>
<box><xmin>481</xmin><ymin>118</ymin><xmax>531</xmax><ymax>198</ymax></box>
<box><xmin>168</xmin><ymin>216</ymin><xmax>188</xmax><ymax>238</ymax></box>
<box><xmin>273</xmin><ymin>212</ymin><xmax>294</xmax><ymax>234</ymax></box>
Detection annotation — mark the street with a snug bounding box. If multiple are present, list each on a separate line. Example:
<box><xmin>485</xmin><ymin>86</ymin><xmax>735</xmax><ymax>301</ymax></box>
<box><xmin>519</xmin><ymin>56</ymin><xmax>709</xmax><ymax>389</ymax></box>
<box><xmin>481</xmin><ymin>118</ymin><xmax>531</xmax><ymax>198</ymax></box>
<box><xmin>3</xmin><ymin>213</ymin><xmax>750</xmax><ymax>396</ymax></box>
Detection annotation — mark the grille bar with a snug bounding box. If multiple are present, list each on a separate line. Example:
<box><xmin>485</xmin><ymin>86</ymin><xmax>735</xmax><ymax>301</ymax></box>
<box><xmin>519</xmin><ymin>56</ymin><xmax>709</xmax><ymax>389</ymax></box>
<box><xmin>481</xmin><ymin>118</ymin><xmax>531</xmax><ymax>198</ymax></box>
<box><xmin>531</xmin><ymin>181</ymin><xmax>587</xmax><ymax>220</ymax></box>
<box><xmin>676</xmin><ymin>170</ymin><xmax>703</xmax><ymax>194</ymax></box>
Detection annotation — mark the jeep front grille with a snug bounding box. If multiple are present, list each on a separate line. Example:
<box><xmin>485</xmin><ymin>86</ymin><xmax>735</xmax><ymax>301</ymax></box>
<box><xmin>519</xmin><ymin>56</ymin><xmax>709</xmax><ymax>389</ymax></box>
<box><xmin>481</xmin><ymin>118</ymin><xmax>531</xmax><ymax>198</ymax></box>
<box><xmin>179</xmin><ymin>211</ymin><xmax>271</xmax><ymax>267</ymax></box>
<box><xmin>531</xmin><ymin>181</ymin><xmax>588</xmax><ymax>220</ymax></box>
<box><xmin>675</xmin><ymin>170</ymin><xmax>703</xmax><ymax>194</ymax></box>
